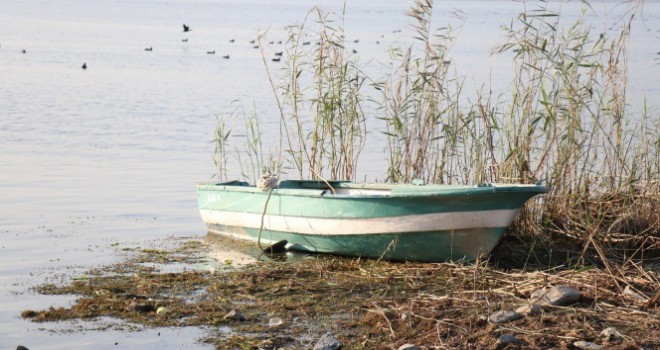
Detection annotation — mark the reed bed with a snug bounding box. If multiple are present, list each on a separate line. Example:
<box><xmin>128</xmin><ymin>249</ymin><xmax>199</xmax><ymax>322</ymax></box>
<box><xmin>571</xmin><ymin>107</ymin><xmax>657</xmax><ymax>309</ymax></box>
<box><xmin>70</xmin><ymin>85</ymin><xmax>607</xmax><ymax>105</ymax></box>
<box><xmin>214</xmin><ymin>0</ymin><xmax>659</xmax><ymax>265</ymax></box>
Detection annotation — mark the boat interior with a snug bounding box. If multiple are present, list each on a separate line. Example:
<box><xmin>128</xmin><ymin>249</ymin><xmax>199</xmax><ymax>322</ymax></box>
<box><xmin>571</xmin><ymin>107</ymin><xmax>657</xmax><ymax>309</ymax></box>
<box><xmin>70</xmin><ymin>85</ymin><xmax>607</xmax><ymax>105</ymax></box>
<box><xmin>200</xmin><ymin>179</ymin><xmax>546</xmax><ymax>197</ymax></box>
<box><xmin>216</xmin><ymin>180</ymin><xmax>394</xmax><ymax>196</ymax></box>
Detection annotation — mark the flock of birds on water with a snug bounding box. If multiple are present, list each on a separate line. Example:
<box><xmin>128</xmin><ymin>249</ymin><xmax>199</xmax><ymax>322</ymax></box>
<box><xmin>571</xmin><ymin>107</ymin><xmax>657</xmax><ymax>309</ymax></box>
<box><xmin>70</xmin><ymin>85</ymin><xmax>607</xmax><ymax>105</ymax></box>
<box><xmin>4</xmin><ymin>23</ymin><xmax>393</xmax><ymax>71</ymax></box>
<box><xmin>80</xmin><ymin>24</ymin><xmax>285</xmax><ymax>70</ymax></box>
<box><xmin>9</xmin><ymin>22</ymin><xmax>657</xmax><ymax>71</ymax></box>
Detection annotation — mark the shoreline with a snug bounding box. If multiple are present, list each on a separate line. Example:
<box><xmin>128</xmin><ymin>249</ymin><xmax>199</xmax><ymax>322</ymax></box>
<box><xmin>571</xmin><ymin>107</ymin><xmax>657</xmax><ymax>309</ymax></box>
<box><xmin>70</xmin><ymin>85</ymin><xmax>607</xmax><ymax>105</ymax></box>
<box><xmin>17</xmin><ymin>234</ymin><xmax>659</xmax><ymax>349</ymax></box>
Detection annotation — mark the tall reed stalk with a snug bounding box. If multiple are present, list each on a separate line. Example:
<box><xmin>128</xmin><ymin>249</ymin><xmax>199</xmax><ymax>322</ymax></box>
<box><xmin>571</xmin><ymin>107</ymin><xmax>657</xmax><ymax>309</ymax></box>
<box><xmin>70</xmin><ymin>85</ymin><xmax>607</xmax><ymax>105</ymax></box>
<box><xmin>379</xmin><ymin>0</ymin><xmax>464</xmax><ymax>184</ymax></box>
<box><xmin>263</xmin><ymin>6</ymin><xmax>366</xmax><ymax>181</ymax></box>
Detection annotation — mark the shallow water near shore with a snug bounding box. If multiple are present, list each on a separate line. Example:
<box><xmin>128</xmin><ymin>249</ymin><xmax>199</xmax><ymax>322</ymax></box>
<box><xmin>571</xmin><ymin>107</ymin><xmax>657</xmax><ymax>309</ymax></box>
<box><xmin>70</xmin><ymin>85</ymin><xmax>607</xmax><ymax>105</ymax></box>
<box><xmin>1</xmin><ymin>0</ymin><xmax>658</xmax><ymax>348</ymax></box>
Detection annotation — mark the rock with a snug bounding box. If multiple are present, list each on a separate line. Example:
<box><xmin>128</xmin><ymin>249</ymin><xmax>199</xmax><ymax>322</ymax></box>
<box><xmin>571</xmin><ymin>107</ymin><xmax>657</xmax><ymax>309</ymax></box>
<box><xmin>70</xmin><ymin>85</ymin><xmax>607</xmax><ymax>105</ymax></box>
<box><xmin>398</xmin><ymin>344</ymin><xmax>420</xmax><ymax>350</ymax></box>
<box><xmin>127</xmin><ymin>302</ymin><xmax>155</xmax><ymax>313</ymax></box>
<box><xmin>516</xmin><ymin>303</ymin><xmax>542</xmax><ymax>316</ymax></box>
<box><xmin>224</xmin><ymin>309</ymin><xmax>247</xmax><ymax>322</ymax></box>
<box><xmin>17</xmin><ymin>346</ymin><xmax>29</xmax><ymax>350</ymax></box>
<box><xmin>313</xmin><ymin>332</ymin><xmax>343</xmax><ymax>350</ymax></box>
<box><xmin>498</xmin><ymin>334</ymin><xmax>517</xmax><ymax>344</ymax></box>
<box><xmin>488</xmin><ymin>310</ymin><xmax>522</xmax><ymax>323</ymax></box>
<box><xmin>530</xmin><ymin>285</ymin><xmax>580</xmax><ymax>306</ymax></box>
<box><xmin>156</xmin><ymin>306</ymin><xmax>169</xmax><ymax>315</ymax></box>
<box><xmin>600</xmin><ymin>327</ymin><xmax>623</xmax><ymax>340</ymax></box>
<box><xmin>573</xmin><ymin>340</ymin><xmax>603</xmax><ymax>350</ymax></box>
<box><xmin>268</xmin><ymin>317</ymin><xmax>284</xmax><ymax>327</ymax></box>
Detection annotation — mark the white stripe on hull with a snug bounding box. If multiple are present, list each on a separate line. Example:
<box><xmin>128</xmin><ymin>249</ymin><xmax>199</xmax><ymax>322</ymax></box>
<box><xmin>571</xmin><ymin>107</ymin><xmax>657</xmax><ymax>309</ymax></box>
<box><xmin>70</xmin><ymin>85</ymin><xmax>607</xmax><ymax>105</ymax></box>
<box><xmin>199</xmin><ymin>209</ymin><xmax>519</xmax><ymax>235</ymax></box>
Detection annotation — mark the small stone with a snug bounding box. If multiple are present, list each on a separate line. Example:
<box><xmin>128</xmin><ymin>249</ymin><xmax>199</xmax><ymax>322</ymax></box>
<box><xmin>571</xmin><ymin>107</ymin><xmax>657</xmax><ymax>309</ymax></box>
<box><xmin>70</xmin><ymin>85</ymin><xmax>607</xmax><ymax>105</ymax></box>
<box><xmin>530</xmin><ymin>285</ymin><xmax>580</xmax><ymax>306</ymax></box>
<box><xmin>516</xmin><ymin>303</ymin><xmax>542</xmax><ymax>316</ymax></box>
<box><xmin>156</xmin><ymin>306</ymin><xmax>169</xmax><ymax>315</ymax></box>
<box><xmin>600</xmin><ymin>327</ymin><xmax>623</xmax><ymax>340</ymax></box>
<box><xmin>498</xmin><ymin>334</ymin><xmax>517</xmax><ymax>344</ymax></box>
<box><xmin>488</xmin><ymin>310</ymin><xmax>522</xmax><ymax>323</ymax></box>
<box><xmin>268</xmin><ymin>317</ymin><xmax>284</xmax><ymax>327</ymax></box>
<box><xmin>573</xmin><ymin>340</ymin><xmax>603</xmax><ymax>350</ymax></box>
<box><xmin>224</xmin><ymin>309</ymin><xmax>247</xmax><ymax>322</ymax></box>
<box><xmin>398</xmin><ymin>344</ymin><xmax>420</xmax><ymax>350</ymax></box>
<box><xmin>313</xmin><ymin>332</ymin><xmax>343</xmax><ymax>350</ymax></box>
<box><xmin>17</xmin><ymin>346</ymin><xmax>29</xmax><ymax>350</ymax></box>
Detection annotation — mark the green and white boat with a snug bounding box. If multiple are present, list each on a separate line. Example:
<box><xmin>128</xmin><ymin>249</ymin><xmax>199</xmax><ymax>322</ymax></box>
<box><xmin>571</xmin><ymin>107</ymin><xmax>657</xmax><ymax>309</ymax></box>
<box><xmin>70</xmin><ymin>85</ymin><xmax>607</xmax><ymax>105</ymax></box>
<box><xmin>196</xmin><ymin>180</ymin><xmax>547</xmax><ymax>262</ymax></box>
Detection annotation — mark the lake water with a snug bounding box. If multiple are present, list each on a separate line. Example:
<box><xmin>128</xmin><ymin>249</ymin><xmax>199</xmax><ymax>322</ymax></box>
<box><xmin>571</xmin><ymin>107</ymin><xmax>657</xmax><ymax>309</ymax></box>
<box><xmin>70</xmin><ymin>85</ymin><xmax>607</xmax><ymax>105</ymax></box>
<box><xmin>1</xmin><ymin>0</ymin><xmax>658</xmax><ymax>348</ymax></box>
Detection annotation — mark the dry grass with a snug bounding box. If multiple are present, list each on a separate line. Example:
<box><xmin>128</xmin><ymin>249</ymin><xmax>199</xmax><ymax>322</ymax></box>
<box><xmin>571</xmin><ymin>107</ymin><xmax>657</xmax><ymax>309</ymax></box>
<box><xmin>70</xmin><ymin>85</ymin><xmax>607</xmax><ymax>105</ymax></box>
<box><xmin>21</xmin><ymin>238</ymin><xmax>659</xmax><ymax>349</ymax></box>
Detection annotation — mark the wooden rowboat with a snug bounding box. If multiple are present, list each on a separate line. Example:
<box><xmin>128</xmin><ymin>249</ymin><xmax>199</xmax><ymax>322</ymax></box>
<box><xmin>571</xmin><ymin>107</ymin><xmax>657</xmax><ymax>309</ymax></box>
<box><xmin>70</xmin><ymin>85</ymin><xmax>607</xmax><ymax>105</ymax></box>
<box><xmin>196</xmin><ymin>180</ymin><xmax>547</xmax><ymax>262</ymax></box>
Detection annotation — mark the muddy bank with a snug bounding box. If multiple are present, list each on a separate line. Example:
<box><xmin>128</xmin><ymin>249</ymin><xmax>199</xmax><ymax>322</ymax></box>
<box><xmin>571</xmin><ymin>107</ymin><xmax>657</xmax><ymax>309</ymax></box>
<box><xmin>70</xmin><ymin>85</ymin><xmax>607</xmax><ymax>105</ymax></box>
<box><xmin>20</xmin><ymin>235</ymin><xmax>659</xmax><ymax>349</ymax></box>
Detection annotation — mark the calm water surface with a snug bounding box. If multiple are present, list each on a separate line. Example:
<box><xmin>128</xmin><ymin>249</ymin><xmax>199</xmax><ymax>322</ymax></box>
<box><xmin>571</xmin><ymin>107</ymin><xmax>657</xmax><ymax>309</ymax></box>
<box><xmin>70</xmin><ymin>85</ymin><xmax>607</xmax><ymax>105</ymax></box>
<box><xmin>1</xmin><ymin>0</ymin><xmax>658</xmax><ymax>348</ymax></box>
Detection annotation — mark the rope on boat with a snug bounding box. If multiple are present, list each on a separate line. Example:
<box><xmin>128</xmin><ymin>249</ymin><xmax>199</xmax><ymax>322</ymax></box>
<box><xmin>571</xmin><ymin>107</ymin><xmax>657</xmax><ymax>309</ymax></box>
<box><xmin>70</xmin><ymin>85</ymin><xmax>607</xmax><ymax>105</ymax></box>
<box><xmin>256</xmin><ymin>171</ymin><xmax>279</xmax><ymax>250</ymax></box>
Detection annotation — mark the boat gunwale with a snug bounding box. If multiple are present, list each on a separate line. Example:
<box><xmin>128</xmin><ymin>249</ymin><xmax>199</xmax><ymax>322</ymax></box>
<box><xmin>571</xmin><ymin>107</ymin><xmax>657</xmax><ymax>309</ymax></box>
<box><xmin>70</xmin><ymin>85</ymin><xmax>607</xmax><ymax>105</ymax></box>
<box><xmin>195</xmin><ymin>181</ymin><xmax>548</xmax><ymax>199</ymax></box>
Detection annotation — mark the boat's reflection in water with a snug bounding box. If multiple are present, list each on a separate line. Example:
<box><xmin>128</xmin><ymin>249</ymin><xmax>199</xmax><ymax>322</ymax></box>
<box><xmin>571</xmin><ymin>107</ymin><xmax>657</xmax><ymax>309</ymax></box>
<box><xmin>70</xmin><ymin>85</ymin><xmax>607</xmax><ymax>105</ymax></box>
<box><xmin>203</xmin><ymin>232</ymin><xmax>312</xmax><ymax>269</ymax></box>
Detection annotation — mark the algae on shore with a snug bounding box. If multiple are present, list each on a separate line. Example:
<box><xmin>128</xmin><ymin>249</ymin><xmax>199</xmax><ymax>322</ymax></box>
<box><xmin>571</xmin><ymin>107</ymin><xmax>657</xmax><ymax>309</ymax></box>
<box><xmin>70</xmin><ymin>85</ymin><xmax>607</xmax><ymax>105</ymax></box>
<box><xmin>22</xmin><ymin>236</ymin><xmax>659</xmax><ymax>349</ymax></box>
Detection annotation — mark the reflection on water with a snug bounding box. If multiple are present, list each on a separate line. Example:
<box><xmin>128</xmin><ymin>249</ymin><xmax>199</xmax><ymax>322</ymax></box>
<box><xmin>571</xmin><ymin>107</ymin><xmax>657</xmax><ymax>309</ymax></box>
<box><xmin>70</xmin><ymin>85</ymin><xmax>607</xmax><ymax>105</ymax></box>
<box><xmin>203</xmin><ymin>232</ymin><xmax>312</xmax><ymax>267</ymax></box>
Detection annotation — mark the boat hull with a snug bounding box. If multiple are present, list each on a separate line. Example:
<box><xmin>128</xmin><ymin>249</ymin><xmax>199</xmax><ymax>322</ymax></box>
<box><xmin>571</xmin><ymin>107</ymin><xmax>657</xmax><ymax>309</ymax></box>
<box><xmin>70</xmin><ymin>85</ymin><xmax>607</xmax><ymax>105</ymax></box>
<box><xmin>196</xmin><ymin>181</ymin><xmax>547</xmax><ymax>262</ymax></box>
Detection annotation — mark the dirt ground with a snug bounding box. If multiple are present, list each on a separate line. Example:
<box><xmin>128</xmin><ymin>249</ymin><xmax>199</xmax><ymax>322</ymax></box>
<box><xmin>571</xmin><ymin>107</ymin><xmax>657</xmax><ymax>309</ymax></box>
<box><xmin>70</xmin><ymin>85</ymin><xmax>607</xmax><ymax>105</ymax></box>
<box><xmin>21</xmin><ymin>235</ymin><xmax>659</xmax><ymax>349</ymax></box>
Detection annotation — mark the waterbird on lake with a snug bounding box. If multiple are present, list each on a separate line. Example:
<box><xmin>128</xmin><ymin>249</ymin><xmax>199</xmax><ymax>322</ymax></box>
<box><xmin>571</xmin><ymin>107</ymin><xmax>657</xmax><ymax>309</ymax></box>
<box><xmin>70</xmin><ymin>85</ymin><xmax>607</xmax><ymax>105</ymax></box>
<box><xmin>353</xmin><ymin>39</ymin><xmax>359</xmax><ymax>43</ymax></box>
<box><xmin>207</xmin><ymin>50</ymin><xmax>215</xmax><ymax>54</ymax></box>
<box><xmin>302</xmin><ymin>41</ymin><xmax>310</xmax><ymax>46</ymax></box>
<box><xmin>249</xmin><ymin>40</ymin><xmax>255</xmax><ymax>44</ymax></box>
<box><xmin>183</xmin><ymin>24</ymin><xmax>190</xmax><ymax>32</ymax></box>
<box><xmin>81</xmin><ymin>62</ymin><xmax>87</xmax><ymax>69</ymax></box>
<box><xmin>145</xmin><ymin>47</ymin><xmax>153</xmax><ymax>51</ymax></box>
<box><xmin>269</xmin><ymin>41</ymin><xmax>274</xmax><ymax>44</ymax></box>
<box><xmin>22</xmin><ymin>49</ymin><xmax>26</xmax><ymax>53</ymax></box>
<box><xmin>229</xmin><ymin>39</ymin><xmax>235</xmax><ymax>43</ymax></box>
<box><xmin>277</xmin><ymin>40</ymin><xmax>282</xmax><ymax>44</ymax></box>
<box><xmin>182</xmin><ymin>38</ymin><xmax>188</xmax><ymax>42</ymax></box>
<box><xmin>352</xmin><ymin>49</ymin><xmax>358</xmax><ymax>54</ymax></box>
<box><xmin>272</xmin><ymin>57</ymin><xmax>281</xmax><ymax>62</ymax></box>
<box><xmin>253</xmin><ymin>45</ymin><xmax>259</xmax><ymax>49</ymax></box>
<box><xmin>222</xmin><ymin>55</ymin><xmax>230</xmax><ymax>59</ymax></box>
<box><xmin>274</xmin><ymin>51</ymin><xmax>283</xmax><ymax>56</ymax></box>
